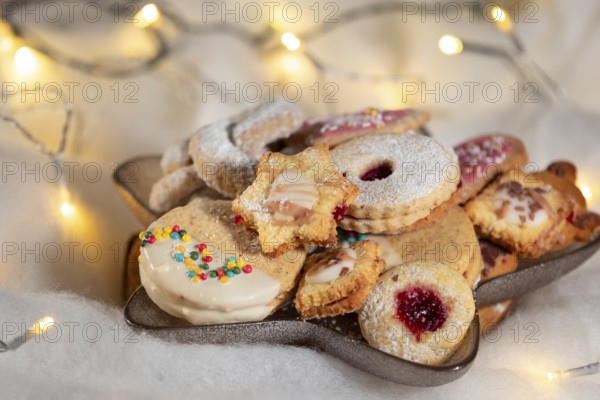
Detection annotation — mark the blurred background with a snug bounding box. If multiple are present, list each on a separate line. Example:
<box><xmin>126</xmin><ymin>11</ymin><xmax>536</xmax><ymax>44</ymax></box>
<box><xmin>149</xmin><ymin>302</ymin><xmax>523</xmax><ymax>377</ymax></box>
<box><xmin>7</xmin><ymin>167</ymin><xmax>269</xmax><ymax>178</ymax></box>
<box><xmin>1</xmin><ymin>0</ymin><xmax>599</xmax><ymax>304</ymax></box>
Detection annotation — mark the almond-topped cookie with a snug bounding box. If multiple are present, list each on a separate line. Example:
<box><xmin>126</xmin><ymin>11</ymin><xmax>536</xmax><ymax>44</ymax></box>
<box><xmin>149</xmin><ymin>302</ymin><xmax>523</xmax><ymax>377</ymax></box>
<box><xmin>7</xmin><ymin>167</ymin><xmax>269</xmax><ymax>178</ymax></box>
<box><xmin>232</xmin><ymin>144</ymin><xmax>359</xmax><ymax>256</ymax></box>
<box><xmin>465</xmin><ymin>169</ymin><xmax>574</xmax><ymax>258</ymax></box>
<box><xmin>295</xmin><ymin>240</ymin><xmax>385</xmax><ymax>320</ymax></box>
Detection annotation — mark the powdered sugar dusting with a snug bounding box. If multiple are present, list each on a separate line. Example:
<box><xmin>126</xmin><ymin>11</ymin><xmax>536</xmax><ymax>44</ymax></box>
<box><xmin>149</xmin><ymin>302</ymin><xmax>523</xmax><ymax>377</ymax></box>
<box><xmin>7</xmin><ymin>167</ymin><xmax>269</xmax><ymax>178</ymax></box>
<box><xmin>331</xmin><ymin>132</ymin><xmax>459</xmax><ymax>207</ymax></box>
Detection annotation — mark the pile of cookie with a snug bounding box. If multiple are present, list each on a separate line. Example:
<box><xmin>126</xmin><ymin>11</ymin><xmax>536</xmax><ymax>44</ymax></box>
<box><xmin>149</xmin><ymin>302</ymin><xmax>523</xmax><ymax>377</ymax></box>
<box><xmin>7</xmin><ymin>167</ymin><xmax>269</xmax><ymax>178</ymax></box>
<box><xmin>140</xmin><ymin>100</ymin><xmax>600</xmax><ymax>366</ymax></box>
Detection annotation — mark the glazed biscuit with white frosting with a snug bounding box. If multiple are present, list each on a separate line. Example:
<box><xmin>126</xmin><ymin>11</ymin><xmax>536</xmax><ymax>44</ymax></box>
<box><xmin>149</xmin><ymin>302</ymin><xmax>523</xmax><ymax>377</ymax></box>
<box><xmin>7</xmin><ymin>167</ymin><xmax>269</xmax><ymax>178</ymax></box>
<box><xmin>330</xmin><ymin>132</ymin><xmax>460</xmax><ymax>234</ymax></box>
<box><xmin>465</xmin><ymin>169</ymin><xmax>574</xmax><ymax>258</ymax></box>
<box><xmin>365</xmin><ymin>207</ymin><xmax>483</xmax><ymax>288</ymax></box>
<box><xmin>138</xmin><ymin>201</ymin><xmax>306</xmax><ymax>325</ymax></box>
<box><xmin>232</xmin><ymin>144</ymin><xmax>359</xmax><ymax>256</ymax></box>
<box><xmin>359</xmin><ymin>262</ymin><xmax>476</xmax><ymax>365</ymax></box>
<box><xmin>294</xmin><ymin>240</ymin><xmax>385</xmax><ymax>320</ymax></box>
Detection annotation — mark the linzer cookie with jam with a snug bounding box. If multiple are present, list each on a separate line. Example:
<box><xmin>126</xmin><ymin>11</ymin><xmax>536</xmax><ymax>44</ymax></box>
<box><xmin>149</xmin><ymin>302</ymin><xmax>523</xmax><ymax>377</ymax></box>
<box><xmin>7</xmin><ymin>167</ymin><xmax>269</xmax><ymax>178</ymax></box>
<box><xmin>138</xmin><ymin>201</ymin><xmax>306</xmax><ymax>325</ymax></box>
<box><xmin>232</xmin><ymin>144</ymin><xmax>359</xmax><ymax>256</ymax></box>
<box><xmin>294</xmin><ymin>240</ymin><xmax>385</xmax><ymax>320</ymax></box>
<box><xmin>358</xmin><ymin>261</ymin><xmax>476</xmax><ymax>365</ymax></box>
<box><xmin>330</xmin><ymin>132</ymin><xmax>460</xmax><ymax>234</ymax></box>
<box><xmin>306</xmin><ymin>107</ymin><xmax>431</xmax><ymax>147</ymax></box>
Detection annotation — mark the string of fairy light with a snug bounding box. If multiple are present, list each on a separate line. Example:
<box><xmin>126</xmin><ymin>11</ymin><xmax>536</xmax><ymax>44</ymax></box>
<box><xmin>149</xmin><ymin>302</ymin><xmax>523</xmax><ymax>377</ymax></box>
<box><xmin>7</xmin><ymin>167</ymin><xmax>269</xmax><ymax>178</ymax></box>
<box><xmin>1</xmin><ymin>3</ymin><xmax>599</xmax><ymax>379</ymax></box>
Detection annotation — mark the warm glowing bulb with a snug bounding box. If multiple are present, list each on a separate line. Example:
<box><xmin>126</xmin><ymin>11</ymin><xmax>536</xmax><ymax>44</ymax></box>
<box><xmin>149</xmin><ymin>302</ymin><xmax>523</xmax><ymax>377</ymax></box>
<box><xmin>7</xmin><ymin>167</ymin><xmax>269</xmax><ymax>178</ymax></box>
<box><xmin>60</xmin><ymin>202</ymin><xmax>76</xmax><ymax>217</ymax></box>
<box><xmin>14</xmin><ymin>46</ymin><xmax>36</xmax><ymax>73</ymax></box>
<box><xmin>580</xmin><ymin>185</ymin><xmax>593</xmax><ymax>202</ymax></box>
<box><xmin>490</xmin><ymin>6</ymin><xmax>513</xmax><ymax>32</ymax></box>
<box><xmin>0</xmin><ymin>36</ymin><xmax>14</xmax><ymax>52</ymax></box>
<box><xmin>438</xmin><ymin>35</ymin><xmax>463</xmax><ymax>55</ymax></box>
<box><xmin>490</xmin><ymin>6</ymin><xmax>506</xmax><ymax>22</ymax></box>
<box><xmin>32</xmin><ymin>317</ymin><xmax>55</xmax><ymax>335</ymax></box>
<box><xmin>136</xmin><ymin>3</ymin><xmax>160</xmax><ymax>28</ymax></box>
<box><xmin>547</xmin><ymin>372</ymin><xmax>556</xmax><ymax>381</ymax></box>
<box><xmin>281</xmin><ymin>32</ymin><xmax>301</xmax><ymax>51</ymax></box>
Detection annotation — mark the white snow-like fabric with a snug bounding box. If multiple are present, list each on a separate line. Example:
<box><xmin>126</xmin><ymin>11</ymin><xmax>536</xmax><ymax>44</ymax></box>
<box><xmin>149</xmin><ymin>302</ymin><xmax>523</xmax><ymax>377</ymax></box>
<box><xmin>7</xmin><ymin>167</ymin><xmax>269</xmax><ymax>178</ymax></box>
<box><xmin>1</xmin><ymin>251</ymin><xmax>599</xmax><ymax>400</ymax></box>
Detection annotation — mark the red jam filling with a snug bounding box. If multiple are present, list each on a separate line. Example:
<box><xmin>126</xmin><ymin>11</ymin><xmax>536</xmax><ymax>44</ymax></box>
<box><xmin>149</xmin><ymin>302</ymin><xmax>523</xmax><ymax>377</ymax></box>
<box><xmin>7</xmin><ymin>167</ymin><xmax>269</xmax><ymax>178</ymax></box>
<box><xmin>234</xmin><ymin>214</ymin><xmax>244</xmax><ymax>224</ymax></box>
<box><xmin>332</xmin><ymin>204</ymin><xmax>348</xmax><ymax>222</ymax></box>
<box><xmin>395</xmin><ymin>286</ymin><xmax>448</xmax><ymax>341</ymax></box>
<box><xmin>566</xmin><ymin>211</ymin><xmax>574</xmax><ymax>224</ymax></box>
<box><xmin>360</xmin><ymin>163</ymin><xmax>393</xmax><ymax>181</ymax></box>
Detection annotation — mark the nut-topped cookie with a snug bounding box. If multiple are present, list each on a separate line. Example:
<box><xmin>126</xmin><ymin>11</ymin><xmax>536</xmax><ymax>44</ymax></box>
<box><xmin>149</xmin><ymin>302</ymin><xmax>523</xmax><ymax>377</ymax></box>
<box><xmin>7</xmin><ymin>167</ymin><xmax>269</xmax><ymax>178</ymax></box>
<box><xmin>232</xmin><ymin>144</ymin><xmax>359</xmax><ymax>256</ymax></box>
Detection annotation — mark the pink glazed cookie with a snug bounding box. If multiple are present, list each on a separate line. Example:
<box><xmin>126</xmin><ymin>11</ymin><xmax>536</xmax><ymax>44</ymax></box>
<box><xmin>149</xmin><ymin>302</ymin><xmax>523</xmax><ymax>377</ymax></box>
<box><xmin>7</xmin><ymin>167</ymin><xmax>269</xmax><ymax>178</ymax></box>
<box><xmin>454</xmin><ymin>134</ymin><xmax>528</xmax><ymax>204</ymax></box>
<box><xmin>306</xmin><ymin>108</ymin><xmax>430</xmax><ymax>147</ymax></box>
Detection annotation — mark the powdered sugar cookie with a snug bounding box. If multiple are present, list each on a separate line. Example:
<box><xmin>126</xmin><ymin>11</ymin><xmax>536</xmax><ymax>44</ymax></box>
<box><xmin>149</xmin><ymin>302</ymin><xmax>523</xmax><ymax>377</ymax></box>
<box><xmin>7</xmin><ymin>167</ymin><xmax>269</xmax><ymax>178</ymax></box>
<box><xmin>359</xmin><ymin>262</ymin><xmax>476</xmax><ymax>365</ymax></box>
<box><xmin>189</xmin><ymin>118</ymin><xmax>257</xmax><ymax>197</ymax></box>
<box><xmin>139</xmin><ymin>201</ymin><xmax>306</xmax><ymax>324</ymax></box>
<box><xmin>188</xmin><ymin>100</ymin><xmax>304</xmax><ymax>197</ymax></box>
<box><xmin>232</xmin><ymin>98</ymin><xmax>304</xmax><ymax>159</ymax></box>
<box><xmin>454</xmin><ymin>134</ymin><xmax>528</xmax><ymax>203</ymax></box>
<box><xmin>149</xmin><ymin>165</ymin><xmax>217</xmax><ymax>214</ymax></box>
<box><xmin>330</xmin><ymin>132</ymin><xmax>459</xmax><ymax>222</ymax></box>
<box><xmin>307</xmin><ymin>108</ymin><xmax>430</xmax><ymax>147</ymax></box>
<box><xmin>294</xmin><ymin>240</ymin><xmax>385</xmax><ymax>320</ymax></box>
<box><xmin>232</xmin><ymin>144</ymin><xmax>359</xmax><ymax>256</ymax></box>
<box><xmin>160</xmin><ymin>138</ymin><xmax>192</xmax><ymax>174</ymax></box>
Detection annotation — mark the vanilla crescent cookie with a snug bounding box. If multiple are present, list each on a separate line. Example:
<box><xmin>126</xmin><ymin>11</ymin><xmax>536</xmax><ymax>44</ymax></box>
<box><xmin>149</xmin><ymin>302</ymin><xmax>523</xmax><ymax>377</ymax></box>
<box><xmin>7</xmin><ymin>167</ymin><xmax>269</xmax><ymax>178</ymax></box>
<box><xmin>365</xmin><ymin>207</ymin><xmax>483</xmax><ymax>288</ymax></box>
<box><xmin>149</xmin><ymin>165</ymin><xmax>223</xmax><ymax>214</ymax></box>
<box><xmin>330</xmin><ymin>132</ymin><xmax>459</xmax><ymax>234</ymax></box>
<box><xmin>454</xmin><ymin>133</ymin><xmax>528</xmax><ymax>204</ymax></box>
<box><xmin>359</xmin><ymin>262</ymin><xmax>476</xmax><ymax>365</ymax></box>
<box><xmin>306</xmin><ymin>108</ymin><xmax>431</xmax><ymax>147</ymax></box>
<box><xmin>232</xmin><ymin>144</ymin><xmax>359</xmax><ymax>256</ymax></box>
<box><xmin>160</xmin><ymin>138</ymin><xmax>192</xmax><ymax>175</ymax></box>
<box><xmin>294</xmin><ymin>240</ymin><xmax>385</xmax><ymax>320</ymax></box>
<box><xmin>138</xmin><ymin>201</ymin><xmax>306</xmax><ymax>324</ymax></box>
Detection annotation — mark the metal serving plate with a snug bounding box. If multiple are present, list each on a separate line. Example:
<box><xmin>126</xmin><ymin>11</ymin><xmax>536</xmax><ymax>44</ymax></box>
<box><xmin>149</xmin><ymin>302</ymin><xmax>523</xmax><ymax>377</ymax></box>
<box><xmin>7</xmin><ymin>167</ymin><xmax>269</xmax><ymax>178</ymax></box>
<box><xmin>115</xmin><ymin>156</ymin><xmax>600</xmax><ymax>386</ymax></box>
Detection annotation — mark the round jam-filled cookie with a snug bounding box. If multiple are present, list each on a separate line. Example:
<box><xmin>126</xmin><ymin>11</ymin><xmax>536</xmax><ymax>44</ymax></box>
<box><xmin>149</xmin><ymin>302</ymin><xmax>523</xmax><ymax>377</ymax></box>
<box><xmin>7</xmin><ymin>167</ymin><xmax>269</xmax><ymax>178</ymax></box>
<box><xmin>359</xmin><ymin>262</ymin><xmax>475</xmax><ymax>365</ymax></box>
<box><xmin>139</xmin><ymin>201</ymin><xmax>306</xmax><ymax>324</ymax></box>
<box><xmin>294</xmin><ymin>240</ymin><xmax>385</xmax><ymax>320</ymax></box>
<box><xmin>365</xmin><ymin>207</ymin><xmax>484</xmax><ymax>288</ymax></box>
<box><xmin>330</xmin><ymin>132</ymin><xmax>459</xmax><ymax>230</ymax></box>
<box><xmin>454</xmin><ymin>134</ymin><xmax>528</xmax><ymax>204</ymax></box>
<box><xmin>306</xmin><ymin>108</ymin><xmax>431</xmax><ymax>147</ymax></box>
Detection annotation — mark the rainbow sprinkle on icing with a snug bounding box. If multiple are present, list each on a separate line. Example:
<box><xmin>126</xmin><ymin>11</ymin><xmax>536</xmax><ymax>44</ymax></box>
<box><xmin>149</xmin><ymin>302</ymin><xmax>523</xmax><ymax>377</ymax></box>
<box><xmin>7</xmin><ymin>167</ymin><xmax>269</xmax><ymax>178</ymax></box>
<box><xmin>139</xmin><ymin>224</ymin><xmax>253</xmax><ymax>284</ymax></box>
<box><xmin>337</xmin><ymin>228</ymin><xmax>368</xmax><ymax>245</ymax></box>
